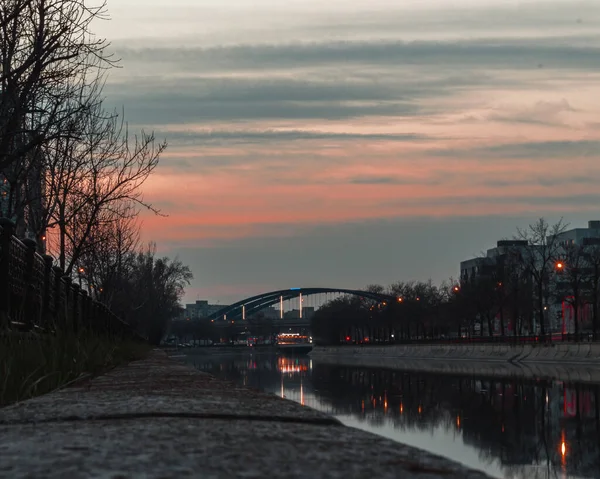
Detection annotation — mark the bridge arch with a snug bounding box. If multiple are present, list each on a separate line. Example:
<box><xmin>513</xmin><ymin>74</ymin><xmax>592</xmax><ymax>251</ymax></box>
<box><xmin>208</xmin><ymin>287</ymin><xmax>396</xmax><ymax>321</ymax></box>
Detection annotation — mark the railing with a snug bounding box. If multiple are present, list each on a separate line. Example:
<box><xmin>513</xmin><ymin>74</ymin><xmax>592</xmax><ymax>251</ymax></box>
<box><xmin>0</xmin><ymin>218</ymin><xmax>140</xmax><ymax>339</ymax></box>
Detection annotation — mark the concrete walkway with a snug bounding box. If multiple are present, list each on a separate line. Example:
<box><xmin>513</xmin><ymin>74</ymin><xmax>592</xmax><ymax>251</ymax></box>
<box><xmin>0</xmin><ymin>350</ymin><xmax>492</xmax><ymax>479</ymax></box>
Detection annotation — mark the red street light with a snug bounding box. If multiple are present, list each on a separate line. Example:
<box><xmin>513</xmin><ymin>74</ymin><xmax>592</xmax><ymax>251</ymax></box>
<box><xmin>556</xmin><ymin>261</ymin><xmax>564</xmax><ymax>271</ymax></box>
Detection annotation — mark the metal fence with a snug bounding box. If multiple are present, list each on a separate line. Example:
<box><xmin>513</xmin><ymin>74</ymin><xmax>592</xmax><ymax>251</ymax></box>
<box><xmin>0</xmin><ymin>218</ymin><xmax>140</xmax><ymax>339</ymax></box>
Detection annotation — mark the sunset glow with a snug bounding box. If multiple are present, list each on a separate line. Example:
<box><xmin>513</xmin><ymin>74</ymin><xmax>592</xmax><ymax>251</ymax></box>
<box><xmin>96</xmin><ymin>0</ymin><xmax>600</xmax><ymax>302</ymax></box>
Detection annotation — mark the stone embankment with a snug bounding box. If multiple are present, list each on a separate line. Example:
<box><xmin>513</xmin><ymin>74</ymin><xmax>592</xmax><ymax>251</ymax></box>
<box><xmin>310</xmin><ymin>343</ymin><xmax>600</xmax><ymax>383</ymax></box>
<box><xmin>0</xmin><ymin>350</ymin><xmax>492</xmax><ymax>479</ymax></box>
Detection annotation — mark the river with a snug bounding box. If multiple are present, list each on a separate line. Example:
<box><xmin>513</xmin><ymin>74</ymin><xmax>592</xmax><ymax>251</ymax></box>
<box><xmin>184</xmin><ymin>351</ymin><xmax>600</xmax><ymax>479</ymax></box>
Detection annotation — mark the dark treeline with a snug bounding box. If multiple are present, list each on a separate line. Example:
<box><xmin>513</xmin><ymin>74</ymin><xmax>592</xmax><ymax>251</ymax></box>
<box><xmin>0</xmin><ymin>1</ymin><xmax>192</xmax><ymax>343</ymax></box>
<box><xmin>313</xmin><ymin>218</ymin><xmax>600</xmax><ymax>345</ymax></box>
<box><xmin>169</xmin><ymin>314</ymin><xmax>278</xmax><ymax>344</ymax></box>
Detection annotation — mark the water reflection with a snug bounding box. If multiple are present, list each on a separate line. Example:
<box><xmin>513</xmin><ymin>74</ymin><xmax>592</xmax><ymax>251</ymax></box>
<box><xmin>187</xmin><ymin>353</ymin><xmax>600</xmax><ymax>479</ymax></box>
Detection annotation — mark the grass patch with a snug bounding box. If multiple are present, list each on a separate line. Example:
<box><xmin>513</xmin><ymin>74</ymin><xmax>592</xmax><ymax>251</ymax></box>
<box><xmin>0</xmin><ymin>330</ymin><xmax>151</xmax><ymax>407</ymax></box>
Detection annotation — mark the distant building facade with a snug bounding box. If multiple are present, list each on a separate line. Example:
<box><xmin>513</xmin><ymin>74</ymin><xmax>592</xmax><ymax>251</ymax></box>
<box><xmin>460</xmin><ymin>239</ymin><xmax>528</xmax><ymax>284</ymax></box>
<box><xmin>552</xmin><ymin>220</ymin><xmax>600</xmax><ymax>247</ymax></box>
<box><xmin>180</xmin><ymin>300</ymin><xmax>229</xmax><ymax>321</ymax></box>
<box><xmin>283</xmin><ymin>307</ymin><xmax>315</xmax><ymax>320</ymax></box>
<box><xmin>460</xmin><ymin>240</ymin><xmax>530</xmax><ymax>335</ymax></box>
<box><xmin>460</xmin><ymin>221</ymin><xmax>600</xmax><ymax>335</ymax></box>
<box><xmin>552</xmin><ymin>221</ymin><xmax>600</xmax><ymax>333</ymax></box>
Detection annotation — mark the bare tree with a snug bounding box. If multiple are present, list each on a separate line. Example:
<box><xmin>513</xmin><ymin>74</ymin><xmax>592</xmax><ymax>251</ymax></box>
<box><xmin>78</xmin><ymin>202</ymin><xmax>141</xmax><ymax>307</ymax></box>
<box><xmin>0</xmin><ymin>0</ymin><xmax>115</xmax><ymax>172</ymax></box>
<box><xmin>503</xmin><ymin>251</ymin><xmax>532</xmax><ymax>338</ymax></box>
<box><xmin>516</xmin><ymin>218</ymin><xmax>568</xmax><ymax>337</ymax></box>
<box><xmin>12</xmin><ymin>73</ymin><xmax>106</xmax><ymax>248</ymax></box>
<box><xmin>44</xmin><ymin>98</ymin><xmax>166</xmax><ymax>273</ymax></box>
<box><xmin>558</xmin><ymin>242</ymin><xmax>588</xmax><ymax>336</ymax></box>
<box><xmin>0</xmin><ymin>2</ymin><xmax>192</xmax><ymax>341</ymax></box>
<box><xmin>582</xmin><ymin>242</ymin><xmax>600</xmax><ymax>340</ymax></box>
<box><xmin>126</xmin><ymin>244</ymin><xmax>193</xmax><ymax>345</ymax></box>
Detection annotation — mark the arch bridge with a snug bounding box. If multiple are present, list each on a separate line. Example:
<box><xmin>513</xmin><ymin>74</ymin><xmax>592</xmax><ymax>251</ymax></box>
<box><xmin>208</xmin><ymin>287</ymin><xmax>396</xmax><ymax>322</ymax></box>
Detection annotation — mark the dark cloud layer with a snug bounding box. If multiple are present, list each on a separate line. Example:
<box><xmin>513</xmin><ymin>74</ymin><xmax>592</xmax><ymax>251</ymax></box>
<box><xmin>384</xmin><ymin>193</ymin><xmax>600</xmax><ymax>209</ymax></box>
<box><xmin>103</xmin><ymin>71</ymin><xmax>471</xmax><ymax>125</ymax></box>
<box><xmin>105</xmin><ymin>36</ymin><xmax>600</xmax><ymax>127</ymax></box>
<box><xmin>435</xmin><ymin>140</ymin><xmax>600</xmax><ymax>160</ymax></box>
<box><xmin>160</xmin><ymin>130</ymin><xmax>431</xmax><ymax>145</ymax></box>
<box><xmin>105</xmin><ymin>97</ymin><xmax>420</xmax><ymax>124</ymax></box>
<box><xmin>119</xmin><ymin>37</ymin><xmax>600</xmax><ymax>72</ymax></box>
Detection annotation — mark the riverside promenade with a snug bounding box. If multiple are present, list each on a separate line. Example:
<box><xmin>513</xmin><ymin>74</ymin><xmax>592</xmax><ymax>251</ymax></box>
<box><xmin>0</xmin><ymin>350</ymin><xmax>491</xmax><ymax>479</ymax></box>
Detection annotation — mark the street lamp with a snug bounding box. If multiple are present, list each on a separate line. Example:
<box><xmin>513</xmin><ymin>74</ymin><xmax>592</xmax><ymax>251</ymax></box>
<box><xmin>555</xmin><ymin>261</ymin><xmax>567</xmax><ymax>336</ymax></box>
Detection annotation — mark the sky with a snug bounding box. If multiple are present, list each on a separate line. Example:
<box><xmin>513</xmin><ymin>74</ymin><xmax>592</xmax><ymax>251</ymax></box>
<box><xmin>96</xmin><ymin>0</ymin><xmax>600</xmax><ymax>304</ymax></box>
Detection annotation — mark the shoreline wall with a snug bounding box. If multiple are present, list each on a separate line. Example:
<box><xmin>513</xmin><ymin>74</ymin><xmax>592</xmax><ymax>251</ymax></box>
<box><xmin>310</xmin><ymin>343</ymin><xmax>600</xmax><ymax>383</ymax></box>
<box><xmin>311</xmin><ymin>342</ymin><xmax>600</xmax><ymax>363</ymax></box>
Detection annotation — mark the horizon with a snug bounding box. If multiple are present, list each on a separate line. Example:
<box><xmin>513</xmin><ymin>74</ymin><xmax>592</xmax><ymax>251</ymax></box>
<box><xmin>95</xmin><ymin>0</ymin><xmax>600</xmax><ymax>304</ymax></box>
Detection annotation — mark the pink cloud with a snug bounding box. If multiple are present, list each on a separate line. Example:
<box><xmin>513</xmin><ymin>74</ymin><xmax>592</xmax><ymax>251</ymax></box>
<box><xmin>139</xmin><ymin>133</ymin><xmax>600</xmax><ymax>246</ymax></box>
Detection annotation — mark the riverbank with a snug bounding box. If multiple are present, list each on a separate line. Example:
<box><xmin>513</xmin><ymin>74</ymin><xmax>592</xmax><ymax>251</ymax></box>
<box><xmin>0</xmin><ymin>349</ymin><xmax>491</xmax><ymax>478</ymax></box>
<box><xmin>0</xmin><ymin>331</ymin><xmax>150</xmax><ymax>407</ymax></box>
<box><xmin>310</xmin><ymin>343</ymin><xmax>600</xmax><ymax>383</ymax></box>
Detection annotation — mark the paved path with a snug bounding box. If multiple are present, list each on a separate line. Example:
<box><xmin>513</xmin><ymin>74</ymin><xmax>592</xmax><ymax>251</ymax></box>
<box><xmin>0</xmin><ymin>350</ymin><xmax>492</xmax><ymax>479</ymax></box>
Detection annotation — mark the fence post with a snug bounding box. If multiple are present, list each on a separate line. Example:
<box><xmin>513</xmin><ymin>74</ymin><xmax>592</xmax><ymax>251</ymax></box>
<box><xmin>80</xmin><ymin>290</ymin><xmax>89</xmax><ymax>331</ymax></box>
<box><xmin>101</xmin><ymin>304</ymin><xmax>110</xmax><ymax>334</ymax></box>
<box><xmin>90</xmin><ymin>301</ymin><xmax>98</xmax><ymax>333</ymax></box>
<box><xmin>42</xmin><ymin>255</ymin><xmax>54</xmax><ymax>328</ymax></box>
<box><xmin>0</xmin><ymin>218</ymin><xmax>15</xmax><ymax>328</ymax></box>
<box><xmin>52</xmin><ymin>266</ymin><xmax>65</xmax><ymax>329</ymax></box>
<box><xmin>113</xmin><ymin>313</ymin><xmax>123</xmax><ymax>338</ymax></box>
<box><xmin>21</xmin><ymin>238</ymin><xmax>37</xmax><ymax>329</ymax></box>
<box><xmin>62</xmin><ymin>276</ymin><xmax>72</xmax><ymax>330</ymax></box>
<box><xmin>98</xmin><ymin>303</ymin><xmax>105</xmax><ymax>333</ymax></box>
<box><xmin>71</xmin><ymin>283</ymin><xmax>80</xmax><ymax>333</ymax></box>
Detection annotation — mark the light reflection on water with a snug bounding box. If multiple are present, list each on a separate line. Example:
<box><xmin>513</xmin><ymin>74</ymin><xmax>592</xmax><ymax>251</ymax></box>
<box><xmin>186</xmin><ymin>352</ymin><xmax>600</xmax><ymax>479</ymax></box>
